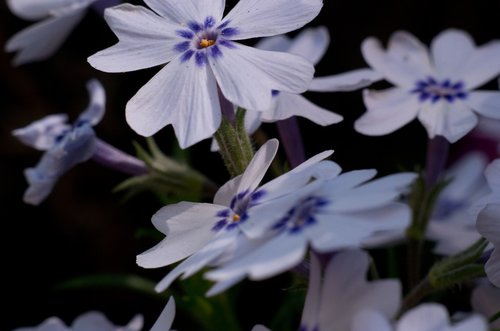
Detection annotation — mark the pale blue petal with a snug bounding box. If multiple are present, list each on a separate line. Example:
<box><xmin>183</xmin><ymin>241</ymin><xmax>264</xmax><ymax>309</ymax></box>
<box><xmin>12</xmin><ymin>114</ymin><xmax>70</xmax><ymax>151</ymax></box>
<box><xmin>77</xmin><ymin>79</ymin><xmax>106</xmax><ymax>126</ymax></box>
<box><xmin>221</xmin><ymin>0</ymin><xmax>322</xmax><ymax>40</ymax></box>
<box><xmin>88</xmin><ymin>4</ymin><xmax>180</xmax><ymax>73</ymax></box>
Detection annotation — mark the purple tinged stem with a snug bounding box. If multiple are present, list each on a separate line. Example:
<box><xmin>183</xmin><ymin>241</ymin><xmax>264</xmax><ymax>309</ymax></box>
<box><xmin>217</xmin><ymin>87</ymin><xmax>236</xmax><ymax>125</ymax></box>
<box><xmin>92</xmin><ymin>138</ymin><xmax>148</xmax><ymax>176</ymax></box>
<box><xmin>90</xmin><ymin>0</ymin><xmax>121</xmax><ymax>16</ymax></box>
<box><xmin>424</xmin><ymin>135</ymin><xmax>450</xmax><ymax>187</ymax></box>
<box><xmin>277</xmin><ymin>117</ymin><xmax>305</xmax><ymax>168</ymax></box>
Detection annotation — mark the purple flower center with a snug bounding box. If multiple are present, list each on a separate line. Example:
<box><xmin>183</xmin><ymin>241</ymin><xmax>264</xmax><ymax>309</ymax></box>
<box><xmin>212</xmin><ymin>189</ymin><xmax>267</xmax><ymax>232</ymax></box>
<box><xmin>272</xmin><ymin>196</ymin><xmax>329</xmax><ymax>234</ymax></box>
<box><xmin>411</xmin><ymin>77</ymin><xmax>467</xmax><ymax>103</ymax></box>
<box><xmin>174</xmin><ymin>16</ymin><xmax>239</xmax><ymax>67</ymax></box>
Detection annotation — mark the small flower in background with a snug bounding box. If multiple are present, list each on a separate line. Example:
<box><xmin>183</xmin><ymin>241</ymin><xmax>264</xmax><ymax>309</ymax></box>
<box><xmin>205</xmin><ymin>169</ymin><xmax>415</xmax><ymax>293</ymax></box>
<box><xmin>252</xmin><ymin>250</ymin><xmax>401</xmax><ymax>331</ymax></box>
<box><xmin>12</xmin><ymin>79</ymin><xmax>105</xmax><ymax>205</ymax></box>
<box><xmin>88</xmin><ymin>0</ymin><xmax>322</xmax><ymax>148</ymax></box>
<box><xmin>352</xmin><ymin>304</ymin><xmax>488</xmax><ymax>331</ymax></box>
<box><xmin>5</xmin><ymin>0</ymin><xmax>119</xmax><ymax>65</ymax></box>
<box><xmin>12</xmin><ymin>311</ymin><xmax>143</xmax><ymax>331</ymax></box>
<box><xmin>354</xmin><ymin>29</ymin><xmax>500</xmax><ymax>143</ymax></box>
<box><xmin>426</xmin><ymin>152</ymin><xmax>489</xmax><ymax>255</ymax></box>
<box><xmin>136</xmin><ymin>138</ymin><xmax>337</xmax><ymax>293</ymax></box>
<box><xmin>476</xmin><ymin>203</ymin><xmax>500</xmax><ymax>287</ymax></box>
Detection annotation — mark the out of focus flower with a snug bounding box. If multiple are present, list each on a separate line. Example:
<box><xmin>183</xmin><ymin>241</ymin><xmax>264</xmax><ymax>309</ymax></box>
<box><xmin>352</xmin><ymin>304</ymin><xmax>487</xmax><ymax>331</ymax></box>
<box><xmin>12</xmin><ymin>79</ymin><xmax>105</xmax><ymax>205</ymax></box>
<box><xmin>5</xmin><ymin>0</ymin><xmax>119</xmax><ymax>65</ymax></box>
<box><xmin>355</xmin><ymin>29</ymin><xmax>500</xmax><ymax>143</ymax></box>
<box><xmin>88</xmin><ymin>0</ymin><xmax>322</xmax><ymax>148</ymax></box>
<box><xmin>12</xmin><ymin>311</ymin><xmax>142</xmax><ymax>331</ymax></box>
<box><xmin>476</xmin><ymin>203</ymin><xmax>500</xmax><ymax>287</ymax></box>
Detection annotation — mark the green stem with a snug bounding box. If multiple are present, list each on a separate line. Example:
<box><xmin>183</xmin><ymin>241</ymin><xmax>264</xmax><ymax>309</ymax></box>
<box><xmin>213</xmin><ymin>108</ymin><xmax>254</xmax><ymax>177</ymax></box>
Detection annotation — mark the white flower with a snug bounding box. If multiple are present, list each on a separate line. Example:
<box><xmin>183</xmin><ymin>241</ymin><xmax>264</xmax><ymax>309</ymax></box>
<box><xmin>12</xmin><ymin>79</ymin><xmax>105</xmax><ymax>205</ymax></box>
<box><xmin>136</xmin><ymin>139</ymin><xmax>337</xmax><ymax>292</ymax></box>
<box><xmin>252</xmin><ymin>250</ymin><xmax>401</xmax><ymax>331</ymax></box>
<box><xmin>205</xmin><ymin>169</ymin><xmax>415</xmax><ymax>293</ymax></box>
<box><xmin>5</xmin><ymin>0</ymin><xmax>98</xmax><ymax>65</ymax></box>
<box><xmin>471</xmin><ymin>158</ymin><xmax>500</xmax><ymax>215</ymax></box>
<box><xmin>352</xmin><ymin>304</ymin><xmax>488</xmax><ymax>331</ymax></box>
<box><xmin>471</xmin><ymin>281</ymin><xmax>500</xmax><ymax>329</ymax></box>
<box><xmin>88</xmin><ymin>0</ymin><xmax>321</xmax><ymax>148</ymax></box>
<box><xmin>476</xmin><ymin>203</ymin><xmax>500</xmax><ymax>287</ymax></box>
<box><xmin>426</xmin><ymin>152</ymin><xmax>489</xmax><ymax>255</ymax></box>
<box><xmin>12</xmin><ymin>312</ymin><xmax>142</xmax><ymax>331</ymax></box>
<box><xmin>355</xmin><ymin>29</ymin><xmax>500</xmax><ymax>143</ymax></box>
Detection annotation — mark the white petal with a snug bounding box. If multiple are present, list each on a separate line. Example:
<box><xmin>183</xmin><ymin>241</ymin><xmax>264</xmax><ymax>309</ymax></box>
<box><xmin>396</xmin><ymin>304</ymin><xmax>449</xmax><ymax>331</ymax></box>
<box><xmin>431</xmin><ymin>29</ymin><xmax>476</xmax><ymax>80</ymax></box>
<box><xmin>12</xmin><ymin>114</ymin><xmax>69</xmax><ymax>150</ymax></box>
<box><xmin>300</xmin><ymin>252</ymin><xmax>321</xmax><ymax>329</ymax></box>
<box><xmin>457</xmin><ymin>40</ymin><xmax>500</xmax><ymax>90</ymax></box>
<box><xmin>221</xmin><ymin>0</ymin><xmax>322</xmax><ymax>40</ymax></box>
<box><xmin>236</xmin><ymin>138</ymin><xmax>279</xmax><ymax>194</ymax></box>
<box><xmin>250</xmin><ymin>325</ymin><xmax>271</xmax><ymax>331</ymax></box>
<box><xmin>206</xmin><ymin>233</ymin><xmax>307</xmax><ymax>281</ymax></box>
<box><xmin>78</xmin><ymin>79</ymin><xmax>106</xmax><ymax>126</ymax></box>
<box><xmin>136</xmin><ymin>202</ymin><xmax>223</xmax><ymax>268</ymax></box>
<box><xmin>205</xmin><ymin>273</ymin><xmax>246</xmax><ymax>297</ymax></box>
<box><xmin>355</xmin><ymin>88</ymin><xmax>420</xmax><ymax>136</ymax></box>
<box><xmin>193</xmin><ymin>0</ymin><xmax>226</xmax><ymax>22</ymax></box>
<box><xmin>126</xmin><ymin>56</ymin><xmax>221</xmax><ymax>148</ymax></box>
<box><xmin>361</xmin><ymin>32</ymin><xmax>432</xmax><ymax>88</ymax></box>
<box><xmin>150</xmin><ymin>297</ymin><xmax>175</xmax><ymax>331</ymax></box>
<box><xmin>87</xmin><ymin>4</ymin><xmax>179</xmax><ymax>73</ymax></box>
<box><xmin>255</xmin><ymin>34</ymin><xmax>292</xmax><ymax>52</ymax></box>
<box><xmin>465</xmin><ymin>91</ymin><xmax>500</xmax><ymax>120</ymax></box>
<box><xmin>477</xmin><ymin>204</ymin><xmax>500</xmax><ymax>287</ymax></box>
<box><xmin>261</xmin><ymin>93</ymin><xmax>343</xmax><ymax>125</ymax></box>
<box><xmin>72</xmin><ymin>311</ymin><xmax>143</xmax><ymax>331</ymax></box>
<box><xmin>351</xmin><ymin>310</ymin><xmax>393</xmax><ymax>331</ymax></box>
<box><xmin>7</xmin><ymin>0</ymin><xmax>71</xmax><ymax>20</ymax></box>
<box><xmin>143</xmin><ymin>0</ymin><xmax>197</xmax><ymax>24</ymax></box>
<box><xmin>417</xmin><ymin>100</ymin><xmax>478</xmax><ymax>143</ymax></box>
<box><xmin>5</xmin><ymin>8</ymin><xmax>85</xmax><ymax>66</ymax></box>
<box><xmin>324</xmin><ymin>169</ymin><xmax>378</xmax><ymax>194</ymax></box>
<box><xmin>155</xmin><ymin>233</ymin><xmax>234</xmax><ymax>292</ymax></box>
<box><xmin>287</xmin><ymin>26</ymin><xmax>329</xmax><ymax>65</ymax></box>
<box><xmin>485</xmin><ymin>159</ymin><xmax>500</xmax><ymax>190</ymax></box>
<box><xmin>210</xmin><ymin>43</ymin><xmax>314</xmax><ymax>111</ymax></box>
<box><xmin>471</xmin><ymin>283</ymin><xmax>500</xmax><ymax>329</ymax></box>
<box><xmin>309</xmin><ymin>68</ymin><xmax>384</xmax><ymax>92</ymax></box>
<box><xmin>486</xmin><ymin>249</ymin><xmax>500</xmax><ymax>289</ymax></box>
<box><xmin>213</xmin><ymin>175</ymin><xmax>242</xmax><ymax>205</ymax></box>
<box><xmin>317</xmin><ymin>250</ymin><xmax>401</xmax><ymax>330</ymax></box>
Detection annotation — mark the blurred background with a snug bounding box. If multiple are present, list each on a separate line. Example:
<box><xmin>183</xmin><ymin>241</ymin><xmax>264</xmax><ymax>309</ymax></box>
<box><xmin>2</xmin><ymin>0</ymin><xmax>500</xmax><ymax>330</ymax></box>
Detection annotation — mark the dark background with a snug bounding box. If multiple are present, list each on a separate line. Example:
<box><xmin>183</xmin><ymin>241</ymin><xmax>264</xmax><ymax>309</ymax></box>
<box><xmin>2</xmin><ymin>0</ymin><xmax>500</xmax><ymax>330</ymax></box>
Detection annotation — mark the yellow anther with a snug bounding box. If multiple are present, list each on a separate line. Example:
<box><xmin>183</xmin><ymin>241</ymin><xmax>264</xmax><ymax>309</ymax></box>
<box><xmin>200</xmin><ymin>39</ymin><xmax>215</xmax><ymax>48</ymax></box>
<box><xmin>232</xmin><ymin>214</ymin><xmax>240</xmax><ymax>222</ymax></box>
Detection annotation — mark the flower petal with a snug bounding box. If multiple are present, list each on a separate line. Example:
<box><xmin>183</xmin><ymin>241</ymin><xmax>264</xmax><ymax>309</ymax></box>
<box><xmin>5</xmin><ymin>8</ymin><xmax>85</xmax><ymax>66</ymax></box>
<box><xmin>193</xmin><ymin>0</ymin><xmax>226</xmax><ymax>22</ymax></box>
<box><xmin>87</xmin><ymin>4</ymin><xmax>180</xmax><ymax>73</ymax></box>
<box><xmin>126</xmin><ymin>56</ymin><xmax>221</xmax><ymax>148</ymax></box>
<box><xmin>255</xmin><ymin>34</ymin><xmax>292</xmax><ymax>52</ymax></box>
<box><xmin>260</xmin><ymin>93</ymin><xmax>343</xmax><ymax>125</ymax></box>
<box><xmin>431</xmin><ymin>29</ymin><xmax>476</xmax><ymax>80</ymax></box>
<box><xmin>287</xmin><ymin>26</ymin><xmax>329</xmax><ymax>65</ymax></box>
<box><xmin>143</xmin><ymin>0</ymin><xmax>197</xmax><ymax>24</ymax></box>
<box><xmin>362</xmin><ymin>31</ymin><xmax>432</xmax><ymax>87</ymax></box>
<box><xmin>351</xmin><ymin>310</ymin><xmax>392</xmax><ymax>331</ymax></box>
<box><xmin>236</xmin><ymin>138</ymin><xmax>279</xmax><ymax>194</ymax></box>
<box><xmin>457</xmin><ymin>40</ymin><xmax>500</xmax><ymax>90</ymax></box>
<box><xmin>72</xmin><ymin>312</ymin><xmax>143</xmax><ymax>331</ymax></box>
<box><xmin>477</xmin><ymin>204</ymin><xmax>500</xmax><ymax>287</ymax></box>
<box><xmin>465</xmin><ymin>91</ymin><xmax>500</xmax><ymax>120</ymax></box>
<box><xmin>210</xmin><ymin>43</ymin><xmax>314</xmax><ymax>111</ymax></box>
<box><xmin>206</xmin><ymin>233</ymin><xmax>307</xmax><ymax>281</ymax></box>
<box><xmin>150</xmin><ymin>297</ymin><xmax>175</xmax><ymax>331</ymax></box>
<box><xmin>417</xmin><ymin>100</ymin><xmax>478</xmax><ymax>143</ymax></box>
<box><xmin>136</xmin><ymin>202</ymin><xmax>224</xmax><ymax>268</ymax></box>
<box><xmin>221</xmin><ymin>0</ymin><xmax>322</xmax><ymax>40</ymax></box>
<box><xmin>77</xmin><ymin>79</ymin><xmax>106</xmax><ymax>126</ymax></box>
<box><xmin>300</xmin><ymin>252</ymin><xmax>321</xmax><ymax>330</ymax></box>
<box><xmin>12</xmin><ymin>114</ymin><xmax>70</xmax><ymax>150</ymax></box>
<box><xmin>155</xmin><ymin>233</ymin><xmax>235</xmax><ymax>292</ymax></box>
<box><xmin>354</xmin><ymin>88</ymin><xmax>420</xmax><ymax>136</ymax></box>
<box><xmin>309</xmin><ymin>68</ymin><xmax>384</xmax><ymax>92</ymax></box>
<box><xmin>396</xmin><ymin>304</ymin><xmax>449</xmax><ymax>330</ymax></box>
<box><xmin>6</xmin><ymin>0</ymin><xmax>72</xmax><ymax>20</ymax></box>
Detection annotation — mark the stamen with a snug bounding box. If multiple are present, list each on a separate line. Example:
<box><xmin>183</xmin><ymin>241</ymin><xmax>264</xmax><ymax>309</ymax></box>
<box><xmin>200</xmin><ymin>39</ymin><xmax>215</xmax><ymax>48</ymax></box>
<box><xmin>232</xmin><ymin>214</ymin><xmax>240</xmax><ymax>222</ymax></box>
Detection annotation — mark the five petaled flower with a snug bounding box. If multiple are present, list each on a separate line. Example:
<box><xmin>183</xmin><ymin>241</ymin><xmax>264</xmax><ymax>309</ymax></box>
<box><xmin>88</xmin><ymin>0</ymin><xmax>322</xmax><ymax>148</ymax></box>
<box><xmin>12</xmin><ymin>79</ymin><xmax>105</xmax><ymax>205</ymax></box>
<box><xmin>355</xmin><ymin>29</ymin><xmax>500</xmax><ymax>143</ymax></box>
